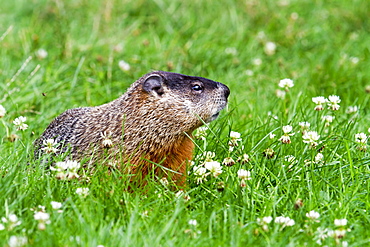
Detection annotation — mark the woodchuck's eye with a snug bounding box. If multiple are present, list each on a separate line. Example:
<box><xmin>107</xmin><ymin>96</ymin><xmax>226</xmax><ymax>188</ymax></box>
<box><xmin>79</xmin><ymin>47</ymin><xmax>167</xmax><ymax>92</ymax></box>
<box><xmin>191</xmin><ymin>84</ymin><xmax>203</xmax><ymax>92</ymax></box>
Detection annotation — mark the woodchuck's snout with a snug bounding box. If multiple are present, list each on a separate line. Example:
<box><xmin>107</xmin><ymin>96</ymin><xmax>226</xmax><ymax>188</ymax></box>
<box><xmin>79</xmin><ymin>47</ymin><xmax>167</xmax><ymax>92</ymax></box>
<box><xmin>208</xmin><ymin>82</ymin><xmax>230</xmax><ymax>122</ymax></box>
<box><xmin>35</xmin><ymin>71</ymin><xmax>230</xmax><ymax>186</ymax></box>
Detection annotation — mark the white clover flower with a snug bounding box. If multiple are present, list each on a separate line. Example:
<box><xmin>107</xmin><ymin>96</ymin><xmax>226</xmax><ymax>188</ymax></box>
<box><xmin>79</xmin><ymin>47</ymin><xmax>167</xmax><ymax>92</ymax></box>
<box><xmin>50</xmin><ymin>161</ymin><xmax>69</xmax><ymax>172</ymax></box>
<box><xmin>252</xmin><ymin>58</ymin><xmax>262</xmax><ymax>66</ymax></box>
<box><xmin>101</xmin><ymin>131</ymin><xmax>113</xmax><ymax>148</ymax></box>
<box><xmin>225</xmin><ymin>47</ymin><xmax>237</xmax><ymax>55</ymax></box>
<box><xmin>278</xmin><ymin>78</ymin><xmax>294</xmax><ymax>90</ymax></box>
<box><xmin>274</xmin><ymin>216</ymin><xmax>286</xmax><ymax>224</ymax></box>
<box><xmin>302</xmin><ymin>131</ymin><xmax>320</xmax><ymax>148</ymax></box>
<box><xmin>230</xmin><ymin>131</ymin><xmax>241</xmax><ymax>140</ymax></box>
<box><xmin>327</xmin><ymin>95</ymin><xmax>341</xmax><ymax>111</ymax></box>
<box><xmin>350</xmin><ymin>57</ymin><xmax>359</xmax><ymax>64</ymax></box>
<box><xmin>314</xmin><ymin>227</ymin><xmax>329</xmax><ymax>245</ymax></box>
<box><xmin>256</xmin><ymin>31</ymin><xmax>266</xmax><ymax>40</ymax></box>
<box><xmin>64</xmin><ymin>160</ymin><xmax>79</xmax><ymax>169</ymax></box>
<box><xmin>282</xmin><ymin>125</ymin><xmax>293</xmax><ymax>133</ymax></box>
<box><xmin>193</xmin><ymin>165</ymin><xmax>207</xmax><ymax>177</ymax></box>
<box><xmin>299</xmin><ymin>122</ymin><xmax>310</xmax><ymax>129</ymax></box>
<box><xmin>199</xmin><ymin>151</ymin><xmax>215</xmax><ymax>162</ymax></box>
<box><xmin>76</xmin><ymin>187</ymin><xmax>90</xmax><ymax>198</ymax></box>
<box><xmin>205</xmin><ymin>151</ymin><xmax>216</xmax><ymax>160</ymax></box>
<box><xmin>284</xmin><ymin>155</ymin><xmax>296</xmax><ymax>163</ymax></box>
<box><xmin>118</xmin><ymin>60</ymin><xmax>130</xmax><ymax>71</ymax></box>
<box><xmin>355</xmin><ymin>133</ymin><xmax>368</xmax><ymax>151</ymax></box>
<box><xmin>159</xmin><ymin>177</ymin><xmax>169</xmax><ymax>187</ymax></box>
<box><xmin>315</xmin><ymin>153</ymin><xmax>324</xmax><ymax>163</ymax></box>
<box><xmin>306</xmin><ymin>210</ymin><xmax>320</xmax><ymax>220</ymax></box>
<box><xmin>175</xmin><ymin>190</ymin><xmax>184</xmax><ymax>198</ymax></box>
<box><xmin>13</xmin><ymin>116</ymin><xmax>28</xmax><ymax>131</ymax></box>
<box><xmin>188</xmin><ymin>219</ymin><xmax>197</xmax><ymax>226</ymax></box>
<box><xmin>41</xmin><ymin>139</ymin><xmax>58</xmax><ymax>154</ymax></box>
<box><xmin>322</xmin><ymin>115</ymin><xmax>335</xmax><ymax>127</ymax></box>
<box><xmin>34</xmin><ymin>211</ymin><xmax>51</xmax><ymax>230</ymax></box>
<box><xmin>204</xmin><ymin>161</ymin><xmax>222</xmax><ymax>177</ymax></box>
<box><xmin>1</xmin><ymin>214</ymin><xmax>21</xmax><ymax>230</ymax></box>
<box><xmin>285</xmin><ymin>219</ymin><xmax>295</xmax><ymax>226</ymax></box>
<box><xmin>33</xmin><ymin>212</ymin><xmax>50</xmax><ymax>231</ymax></box>
<box><xmin>355</xmin><ymin>133</ymin><xmax>367</xmax><ymax>144</ymax></box>
<box><xmin>245</xmin><ymin>70</ymin><xmax>254</xmax><ymax>76</ymax></box>
<box><xmin>334</xmin><ymin>218</ymin><xmax>348</xmax><ymax>227</ymax></box>
<box><xmin>8</xmin><ymin>236</ymin><xmax>28</xmax><ymax>247</ymax></box>
<box><xmin>237</xmin><ymin>153</ymin><xmax>250</xmax><ymax>163</ymax></box>
<box><xmin>51</xmin><ymin>160</ymin><xmax>81</xmax><ymax>180</ymax></box>
<box><xmin>113</xmin><ymin>43</ymin><xmax>123</xmax><ymax>52</ymax></box>
<box><xmin>239</xmin><ymin>179</ymin><xmax>247</xmax><ymax>188</ymax></box>
<box><xmin>222</xmin><ymin>157</ymin><xmax>235</xmax><ymax>166</ymax></box>
<box><xmin>279</xmin><ymin>135</ymin><xmax>291</xmax><ymax>145</ymax></box>
<box><xmin>8</xmin><ymin>214</ymin><xmax>20</xmax><ymax>224</ymax></box>
<box><xmin>36</xmin><ymin>48</ymin><xmax>48</xmax><ymax>59</ymax></box>
<box><xmin>278</xmin><ymin>0</ymin><xmax>290</xmax><ymax>6</ymax></box>
<box><xmin>50</xmin><ymin>201</ymin><xmax>62</xmax><ymax>210</ymax></box>
<box><xmin>269</xmin><ymin>133</ymin><xmax>276</xmax><ymax>139</ymax></box>
<box><xmin>193</xmin><ymin>166</ymin><xmax>208</xmax><ymax>184</ymax></box>
<box><xmin>312</xmin><ymin>96</ymin><xmax>327</xmax><ymax>105</ymax></box>
<box><xmin>0</xmin><ymin>105</ymin><xmax>6</xmax><ymax>118</ymax></box>
<box><xmin>275</xmin><ymin>89</ymin><xmax>286</xmax><ymax>99</ymax></box>
<box><xmin>102</xmin><ymin>138</ymin><xmax>113</xmax><ymax>147</ymax></box>
<box><xmin>263</xmin><ymin>148</ymin><xmax>275</xmax><ymax>159</ymax></box>
<box><xmin>14</xmin><ymin>116</ymin><xmax>27</xmax><ymax>124</ymax></box>
<box><xmin>312</xmin><ymin>96</ymin><xmax>327</xmax><ymax>111</ymax></box>
<box><xmin>350</xmin><ymin>32</ymin><xmax>359</xmax><ymax>40</ymax></box>
<box><xmin>194</xmin><ymin>126</ymin><xmax>208</xmax><ymax>140</ymax></box>
<box><xmin>290</xmin><ymin>12</ymin><xmax>299</xmax><ymax>20</ymax></box>
<box><xmin>257</xmin><ymin>216</ymin><xmax>273</xmax><ymax>231</ymax></box>
<box><xmin>267</xmin><ymin>111</ymin><xmax>278</xmax><ymax>120</ymax></box>
<box><xmin>260</xmin><ymin>216</ymin><xmax>273</xmax><ymax>224</ymax></box>
<box><xmin>328</xmin><ymin>95</ymin><xmax>341</xmax><ymax>104</ymax></box>
<box><xmin>264</xmin><ymin>41</ymin><xmax>277</xmax><ymax>56</ymax></box>
<box><xmin>34</xmin><ymin>212</ymin><xmax>50</xmax><ymax>221</ymax></box>
<box><xmin>274</xmin><ymin>216</ymin><xmax>295</xmax><ymax>226</ymax></box>
<box><xmin>328</xmin><ymin>229</ymin><xmax>347</xmax><ymax>239</ymax></box>
<box><xmin>175</xmin><ymin>190</ymin><xmax>190</xmax><ymax>201</ymax></box>
<box><xmin>279</xmin><ymin>125</ymin><xmax>295</xmax><ymax>144</ymax></box>
<box><xmin>346</xmin><ymin>106</ymin><xmax>359</xmax><ymax>114</ymax></box>
<box><xmin>229</xmin><ymin>131</ymin><xmax>242</xmax><ymax>146</ymax></box>
<box><xmin>237</xmin><ymin>169</ymin><xmax>251</xmax><ymax>180</ymax></box>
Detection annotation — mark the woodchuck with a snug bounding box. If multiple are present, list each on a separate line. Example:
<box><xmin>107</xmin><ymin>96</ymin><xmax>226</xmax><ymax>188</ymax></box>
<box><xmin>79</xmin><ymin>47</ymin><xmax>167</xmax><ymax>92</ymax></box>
<box><xmin>35</xmin><ymin>71</ymin><xmax>230</xmax><ymax>185</ymax></box>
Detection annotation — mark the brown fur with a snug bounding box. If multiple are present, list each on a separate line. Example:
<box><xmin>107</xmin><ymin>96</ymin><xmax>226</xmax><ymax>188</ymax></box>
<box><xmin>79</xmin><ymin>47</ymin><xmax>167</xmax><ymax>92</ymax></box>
<box><xmin>35</xmin><ymin>71</ymin><xmax>229</xmax><ymax>186</ymax></box>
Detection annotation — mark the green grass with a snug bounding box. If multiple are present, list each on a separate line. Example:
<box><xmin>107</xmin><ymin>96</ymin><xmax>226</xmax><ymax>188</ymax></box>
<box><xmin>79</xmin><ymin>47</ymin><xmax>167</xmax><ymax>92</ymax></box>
<box><xmin>1</xmin><ymin>0</ymin><xmax>370</xmax><ymax>246</ymax></box>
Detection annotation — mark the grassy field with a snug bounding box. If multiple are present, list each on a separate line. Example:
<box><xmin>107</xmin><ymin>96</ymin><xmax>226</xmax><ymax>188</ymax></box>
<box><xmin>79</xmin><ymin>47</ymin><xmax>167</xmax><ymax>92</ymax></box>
<box><xmin>1</xmin><ymin>0</ymin><xmax>370</xmax><ymax>246</ymax></box>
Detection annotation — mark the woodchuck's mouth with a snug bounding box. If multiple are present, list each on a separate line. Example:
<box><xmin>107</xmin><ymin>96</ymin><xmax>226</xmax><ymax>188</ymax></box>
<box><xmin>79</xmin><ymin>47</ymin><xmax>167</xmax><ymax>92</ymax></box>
<box><xmin>208</xmin><ymin>112</ymin><xmax>220</xmax><ymax>122</ymax></box>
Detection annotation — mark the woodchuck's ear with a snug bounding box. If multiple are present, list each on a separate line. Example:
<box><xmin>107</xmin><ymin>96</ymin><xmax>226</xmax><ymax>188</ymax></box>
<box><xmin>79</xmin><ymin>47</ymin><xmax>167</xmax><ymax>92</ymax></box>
<box><xmin>143</xmin><ymin>74</ymin><xmax>164</xmax><ymax>96</ymax></box>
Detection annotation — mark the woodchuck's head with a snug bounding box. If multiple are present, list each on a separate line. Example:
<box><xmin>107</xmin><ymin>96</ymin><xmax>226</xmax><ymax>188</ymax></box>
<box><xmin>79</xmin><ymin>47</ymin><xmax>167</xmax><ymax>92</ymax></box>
<box><xmin>128</xmin><ymin>71</ymin><xmax>230</xmax><ymax>135</ymax></box>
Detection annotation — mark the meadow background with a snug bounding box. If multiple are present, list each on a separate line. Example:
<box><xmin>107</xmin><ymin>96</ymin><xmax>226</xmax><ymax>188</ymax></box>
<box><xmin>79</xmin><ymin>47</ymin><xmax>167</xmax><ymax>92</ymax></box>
<box><xmin>1</xmin><ymin>0</ymin><xmax>370</xmax><ymax>246</ymax></box>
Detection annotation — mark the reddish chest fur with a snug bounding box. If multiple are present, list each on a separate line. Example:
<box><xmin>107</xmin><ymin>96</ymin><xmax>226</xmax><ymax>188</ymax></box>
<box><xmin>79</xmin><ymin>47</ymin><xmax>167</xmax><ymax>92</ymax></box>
<box><xmin>128</xmin><ymin>136</ymin><xmax>194</xmax><ymax>186</ymax></box>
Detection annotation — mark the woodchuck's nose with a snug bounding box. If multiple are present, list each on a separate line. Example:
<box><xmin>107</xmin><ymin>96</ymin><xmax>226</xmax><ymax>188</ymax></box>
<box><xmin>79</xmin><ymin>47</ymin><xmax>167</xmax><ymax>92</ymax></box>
<box><xmin>221</xmin><ymin>84</ymin><xmax>230</xmax><ymax>99</ymax></box>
